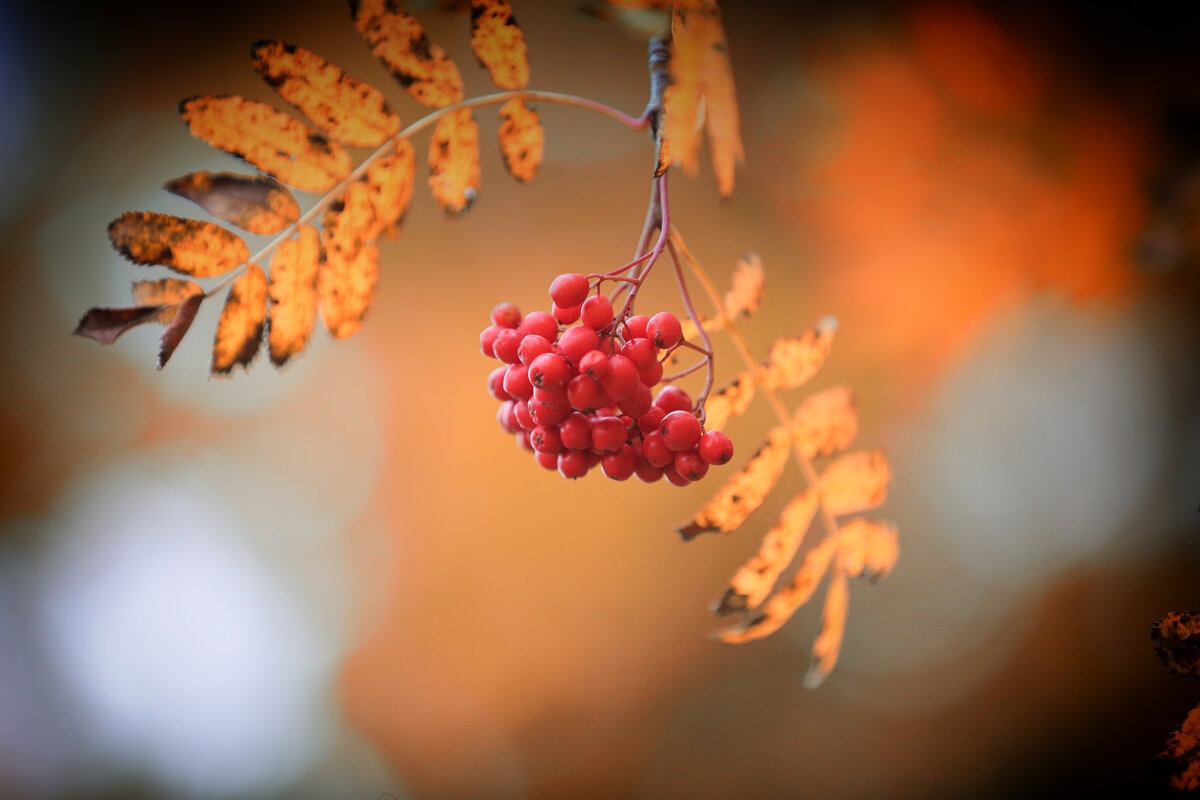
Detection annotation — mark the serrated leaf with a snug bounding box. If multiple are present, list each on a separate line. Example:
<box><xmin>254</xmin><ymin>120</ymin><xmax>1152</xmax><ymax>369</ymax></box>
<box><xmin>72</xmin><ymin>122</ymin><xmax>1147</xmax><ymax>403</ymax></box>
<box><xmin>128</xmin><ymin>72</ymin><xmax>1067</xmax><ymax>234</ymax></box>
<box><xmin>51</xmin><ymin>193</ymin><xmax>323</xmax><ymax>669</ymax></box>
<box><xmin>365</xmin><ymin>138</ymin><xmax>415</xmax><ymax>238</ymax></box>
<box><xmin>713</xmin><ymin>489</ymin><xmax>819</xmax><ymax>615</ymax></box>
<box><xmin>820</xmin><ymin>449</ymin><xmax>891</xmax><ymax>516</ymax></box>
<box><xmin>180</xmin><ymin>95</ymin><xmax>352</xmax><ymax>193</ymax></box>
<box><xmin>250</xmin><ymin>39</ymin><xmax>402</xmax><ymax>147</ymax></box>
<box><xmin>1159</xmin><ymin>702</ymin><xmax>1200</xmax><ymax>791</ymax></box>
<box><xmin>73</xmin><ymin>305</ymin><xmax>175</xmax><ymax>345</ymax></box>
<box><xmin>678</xmin><ymin>425</ymin><xmax>791</xmax><ymax>539</ymax></box>
<box><xmin>157</xmin><ymin>293</ymin><xmax>204</xmax><ymax>370</ymax></box>
<box><xmin>724</xmin><ymin>253</ymin><xmax>763</xmax><ymax>319</ymax></box>
<box><xmin>351</xmin><ymin>0</ymin><xmax>464</xmax><ymax>108</ymax></box>
<box><xmin>497</xmin><ymin>98</ymin><xmax>542</xmax><ymax>183</ymax></box>
<box><xmin>323</xmin><ymin>181</ymin><xmax>378</xmax><ymax>262</ymax></box>
<box><xmin>164</xmin><ymin>172</ymin><xmax>300</xmax><ymax>235</ymax></box>
<box><xmin>1152</xmin><ymin>611</ymin><xmax>1200</xmax><ymax>677</ymax></box>
<box><xmin>130</xmin><ymin>278</ymin><xmax>204</xmax><ymax>325</ymax></box>
<box><xmin>714</xmin><ymin>536</ymin><xmax>835</xmax><ymax>643</ymax></box>
<box><xmin>697</xmin><ymin>1</ymin><xmax>743</xmax><ymax>198</ymax></box>
<box><xmin>836</xmin><ymin>517</ymin><xmax>899</xmax><ymax>582</ymax></box>
<box><xmin>657</xmin><ymin>5</ymin><xmax>704</xmax><ymax>179</ymax></box>
<box><xmin>803</xmin><ymin>568</ymin><xmax>849</xmax><ymax>689</ymax></box>
<box><xmin>321</xmin><ymin>242</ymin><xmax>379</xmax><ymax>339</ymax></box>
<box><xmin>470</xmin><ymin>0</ymin><xmax>529</xmax><ymax>90</ymax></box>
<box><xmin>268</xmin><ymin>225</ymin><xmax>322</xmax><ymax>366</ymax></box>
<box><xmin>702</xmin><ymin>371</ymin><xmax>754</xmax><ymax>432</ymax></box>
<box><xmin>760</xmin><ymin>316</ymin><xmax>837</xmax><ymax>391</ymax></box>
<box><xmin>108</xmin><ymin>211</ymin><xmax>248</xmax><ymax>277</ymax></box>
<box><xmin>212</xmin><ymin>264</ymin><xmax>267</xmax><ymax>375</ymax></box>
<box><xmin>792</xmin><ymin>386</ymin><xmax>858</xmax><ymax>459</ymax></box>
<box><xmin>428</xmin><ymin>107</ymin><xmax>480</xmax><ymax>216</ymax></box>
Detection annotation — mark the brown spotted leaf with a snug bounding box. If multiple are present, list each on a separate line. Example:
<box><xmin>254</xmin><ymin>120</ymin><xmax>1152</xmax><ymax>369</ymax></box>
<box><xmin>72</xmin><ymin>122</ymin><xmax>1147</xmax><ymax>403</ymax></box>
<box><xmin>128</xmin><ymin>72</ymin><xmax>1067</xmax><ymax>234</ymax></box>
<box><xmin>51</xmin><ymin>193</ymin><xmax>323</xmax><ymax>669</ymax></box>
<box><xmin>702</xmin><ymin>371</ymin><xmax>754</xmax><ymax>432</ymax></box>
<box><xmin>470</xmin><ymin>0</ymin><xmax>529</xmax><ymax>90</ymax></box>
<box><xmin>1159</xmin><ymin>702</ymin><xmax>1200</xmax><ymax>791</ymax></box>
<box><xmin>130</xmin><ymin>278</ymin><xmax>204</xmax><ymax>325</ymax></box>
<box><xmin>180</xmin><ymin>95</ymin><xmax>352</xmax><ymax>193</ymax></box>
<box><xmin>365</xmin><ymin>138</ymin><xmax>416</xmax><ymax>238</ymax></box>
<box><xmin>74</xmin><ymin>305</ymin><xmax>177</xmax><ymax>345</ymax></box>
<box><xmin>212</xmin><ymin>264</ymin><xmax>267</xmax><ymax>375</ymax></box>
<box><xmin>760</xmin><ymin>316</ymin><xmax>837</xmax><ymax>391</ymax></box>
<box><xmin>108</xmin><ymin>211</ymin><xmax>248</xmax><ymax>277</ymax></box>
<box><xmin>820</xmin><ymin>449</ymin><xmax>891</xmax><ymax>517</ymax></box>
<box><xmin>250</xmin><ymin>40</ymin><xmax>401</xmax><ymax>148</ymax></box>
<box><xmin>321</xmin><ymin>242</ymin><xmax>379</xmax><ymax>339</ymax></box>
<box><xmin>323</xmin><ymin>181</ymin><xmax>378</xmax><ymax>262</ymax></box>
<box><xmin>268</xmin><ymin>225</ymin><xmax>322</xmax><ymax>366</ymax></box>
<box><xmin>713</xmin><ymin>489</ymin><xmax>819</xmax><ymax>615</ymax></box>
<box><xmin>724</xmin><ymin>253</ymin><xmax>764</xmax><ymax>319</ymax></box>
<box><xmin>836</xmin><ymin>517</ymin><xmax>899</xmax><ymax>582</ymax></box>
<box><xmin>351</xmin><ymin>0</ymin><xmax>464</xmax><ymax>108</ymax></box>
<box><xmin>165</xmin><ymin>172</ymin><xmax>300</xmax><ymax>235</ymax></box>
<box><xmin>1152</xmin><ymin>612</ymin><xmax>1200</xmax><ymax>677</ymax></box>
<box><xmin>792</xmin><ymin>386</ymin><xmax>858</xmax><ymax>459</ymax></box>
<box><xmin>678</xmin><ymin>425</ymin><xmax>791</xmax><ymax>539</ymax></box>
<box><xmin>714</xmin><ymin>536</ymin><xmax>836</xmax><ymax>644</ymax></box>
<box><xmin>657</xmin><ymin>5</ymin><xmax>704</xmax><ymax>179</ymax></box>
<box><xmin>428</xmin><ymin>107</ymin><xmax>480</xmax><ymax>216</ymax></box>
<box><xmin>697</xmin><ymin>1</ymin><xmax>743</xmax><ymax>198</ymax></box>
<box><xmin>497</xmin><ymin>98</ymin><xmax>543</xmax><ymax>183</ymax></box>
<box><xmin>157</xmin><ymin>293</ymin><xmax>204</xmax><ymax>370</ymax></box>
<box><xmin>803</xmin><ymin>568</ymin><xmax>849</xmax><ymax>689</ymax></box>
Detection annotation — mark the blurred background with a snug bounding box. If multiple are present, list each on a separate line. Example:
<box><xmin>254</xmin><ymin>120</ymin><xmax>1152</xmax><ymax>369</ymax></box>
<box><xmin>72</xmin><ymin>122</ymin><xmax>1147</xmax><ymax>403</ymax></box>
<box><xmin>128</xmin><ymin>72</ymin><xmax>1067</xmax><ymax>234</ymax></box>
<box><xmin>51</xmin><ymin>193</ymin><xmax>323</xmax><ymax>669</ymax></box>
<box><xmin>1</xmin><ymin>0</ymin><xmax>1199</xmax><ymax>797</ymax></box>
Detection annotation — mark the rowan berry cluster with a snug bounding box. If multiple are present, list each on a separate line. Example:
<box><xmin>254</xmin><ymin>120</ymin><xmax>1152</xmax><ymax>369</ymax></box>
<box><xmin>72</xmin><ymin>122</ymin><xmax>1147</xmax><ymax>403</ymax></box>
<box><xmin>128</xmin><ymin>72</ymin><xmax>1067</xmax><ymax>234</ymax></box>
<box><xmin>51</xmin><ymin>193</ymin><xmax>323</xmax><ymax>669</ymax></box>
<box><xmin>480</xmin><ymin>272</ymin><xmax>733</xmax><ymax>483</ymax></box>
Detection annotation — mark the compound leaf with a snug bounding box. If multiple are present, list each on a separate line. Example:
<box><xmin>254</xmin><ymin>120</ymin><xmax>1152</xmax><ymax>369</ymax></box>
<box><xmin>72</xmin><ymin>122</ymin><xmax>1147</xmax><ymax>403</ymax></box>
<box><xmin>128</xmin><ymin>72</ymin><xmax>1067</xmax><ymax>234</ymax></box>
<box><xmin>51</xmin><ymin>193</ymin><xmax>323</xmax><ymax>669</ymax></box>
<box><xmin>836</xmin><ymin>517</ymin><xmax>899</xmax><ymax>582</ymax></box>
<box><xmin>803</xmin><ymin>568</ymin><xmax>849</xmax><ymax>689</ymax></box>
<box><xmin>212</xmin><ymin>263</ymin><xmax>267</xmax><ymax>375</ymax></box>
<box><xmin>428</xmin><ymin>107</ymin><xmax>480</xmax><ymax>216</ymax></box>
<box><xmin>130</xmin><ymin>278</ymin><xmax>204</xmax><ymax>325</ymax></box>
<box><xmin>321</xmin><ymin>242</ymin><xmax>379</xmax><ymax>339</ymax></box>
<box><xmin>497</xmin><ymin>98</ymin><xmax>543</xmax><ymax>183</ymax></box>
<box><xmin>164</xmin><ymin>171</ymin><xmax>300</xmax><ymax>235</ymax></box>
<box><xmin>108</xmin><ymin>211</ymin><xmax>248</xmax><ymax>277</ymax></box>
<box><xmin>820</xmin><ymin>449</ymin><xmax>891</xmax><ymax>517</ymax></box>
<box><xmin>1152</xmin><ymin>611</ymin><xmax>1200</xmax><ymax>677</ymax></box>
<box><xmin>792</xmin><ymin>386</ymin><xmax>858</xmax><ymax>459</ymax></box>
<box><xmin>268</xmin><ymin>225</ymin><xmax>322</xmax><ymax>366</ymax></box>
<box><xmin>351</xmin><ymin>0</ymin><xmax>464</xmax><ymax>108</ymax></box>
<box><xmin>156</xmin><ymin>293</ymin><xmax>204</xmax><ymax>370</ymax></box>
<box><xmin>679</xmin><ymin>425</ymin><xmax>791</xmax><ymax>539</ymax></box>
<box><xmin>364</xmin><ymin>138</ymin><xmax>416</xmax><ymax>238</ymax></box>
<box><xmin>760</xmin><ymin>316</ymin><xmax>837</xmax><ymax>391</ymax></box>
<box><xmin>470</xmin><ymin>0</ymin><xmax>529</xmax><ymax>90</ymax></box>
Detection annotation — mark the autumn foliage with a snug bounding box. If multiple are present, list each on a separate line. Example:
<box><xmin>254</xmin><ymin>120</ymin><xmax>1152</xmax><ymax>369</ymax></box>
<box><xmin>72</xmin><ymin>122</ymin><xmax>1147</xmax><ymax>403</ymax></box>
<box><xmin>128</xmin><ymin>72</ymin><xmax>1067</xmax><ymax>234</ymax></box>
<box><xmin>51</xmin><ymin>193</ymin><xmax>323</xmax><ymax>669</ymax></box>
<box><xmin>73</xmin><ymin>0</ymin><xmax>897</xmax><ymax>685</ymax></box>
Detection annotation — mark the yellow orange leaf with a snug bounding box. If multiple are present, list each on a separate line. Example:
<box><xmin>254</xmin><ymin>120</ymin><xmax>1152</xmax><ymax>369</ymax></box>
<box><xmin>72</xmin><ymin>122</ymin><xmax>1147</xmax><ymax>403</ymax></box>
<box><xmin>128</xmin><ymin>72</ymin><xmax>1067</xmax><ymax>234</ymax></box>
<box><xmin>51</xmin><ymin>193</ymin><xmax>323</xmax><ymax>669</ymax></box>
<box><xmin>351</xmin><ymin>0</ymin><xmax>464</xmax><ymax>108</ymax></box>
<box><xmin>179</xmin><ymin>95</ymin><xmax>352</xmax><ymax>193</ymax></box>
<box><xmin>130</xmin><ymin>278</ymin><xmax>204</xmax><ymax>325</ymax></box>
<box><xmin>365</xmin><ymin>138</ymin><xmax>416</xmax><ymax>239</ymax></box>
<box><xmin>250</xmin><ymin>40</ymin><xmax>402</xmax><ymax>148</ymax></box>
<box><xmin>157</xmin><ymin>293</ymin><xmax>204</xmax><ymax>370</ymax></box>
<box><xmin>1152</xmin><ymin>612</ymin><xmax>1200</xmax><ymax>677</ymax></box>
<box><xmin>678</xmin><ymin>425</ymin><xmax>791</xmax><ymax>539</ymax></box>
<box><xmin>819</xmin><ymin>449</ymin><xmax>891</xmax><ymax>516</ymax></box>
<box><xmin>268</xmin><ymin>225</ymin><xmax>321</xmax><ymax>366</ymax></box>
<box><xmin>470</xmin><ymin>0</ymin><xmax>530</xmax><ymax>90</ymax></box>
<box><xmin>164</xmin><ymin>171</ymin><xmax>300</xmax><ymax>236</ymax></box>
<box><xmin>658</xmin><ymin>5</ymin><xmax>704</xmax><ymax>179</ymax></box>
<box><xmin>428</xmin><ymin>107</ymin><xmax>481</xmax><ymax>216</ymax></box>
<box><xmin>803</xmin><ymin>568</ymin><xmax>849</xmax><ymax>689</ymax></box>
<box><xmin>713</xmin><ymin>537</ymin><xmax>836</xmax><ymax>644</ymax></box>
<box><xmin>835</xmin><ymin>517</ymin><xmax>899</xmax><ymax>582</ymax></box>
<box><xmin>697</xmin><ymin>2</ymin><xmax>743</xmax><ymax>198</ymax></box>
<box><xmin>723</xmin><ymin>253</ymin><xmax>763</xmax><ymax>319</ymax></box>
<box><xmin>323</xmin><ymin>181</ymin><xmax>378</xmax><ymax>263</ymax></box>
<box><xmin>760</xmin><ymin>316</ymin><xmax>837</xmax><ymax>391</ymax></box>
<box><xmin>497</xmin><ymin>98</ymin><xmax>543</xmax><ymax>183</ymax></box>
<box><xmin>108</xmin><ymin>211</ymin><xmax>248</xmax><ymax>277</ymax></box>
<box><xmin>702</xmin><ymin>371</ymin><xmax>754</xmax><ymax>432</ymax></box>
<box><xmin>792</xmin><ymin>385</ymin><xmax>858</xmax><ymax>459</ymax></box>
<box><xmin>713</xmin><ymin>489</ymin><xmax>819</xmax><ymax>614</ymax></box>
<box><xmin>211</xmin><ymin>264</ymin><xmax>267</xmax><ymax>375</ymax></box>
<box><xmin>321</xmin><ymin>242</ymin><xmax>379</xmax><ymax>339</ymax></box>
<box><xmin>1160</xmin><ymin>703</ymin><xmax>1200</xmax><ymax>791</ymax></box>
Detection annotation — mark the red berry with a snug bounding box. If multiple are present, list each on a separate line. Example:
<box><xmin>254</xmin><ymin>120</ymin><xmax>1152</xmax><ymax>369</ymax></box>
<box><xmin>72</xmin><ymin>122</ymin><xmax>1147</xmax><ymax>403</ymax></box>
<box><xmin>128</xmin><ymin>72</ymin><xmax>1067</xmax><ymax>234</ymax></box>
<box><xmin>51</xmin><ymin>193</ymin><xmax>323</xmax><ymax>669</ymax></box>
<box><xmin>599</xmin><ymin>354</ymin><xmax>639</xmax><ymax>400</ymax></box>
<box><xmin>558</xmin><ymin>449</ymin><xmax>589</xmax><ymax>479</ymax></box>
<box><xmin>581</xmin><ymin>294</ymin><xmax>614</xmax><ymax>329</ymax></box>
<box><xmin>639</xmin><ymin>360</ymin><xmax>664</xmax><ymax>387</ymax></box>
<box><xmin>492</xmin><ymin>328</ymin><xmax>523</xmax><ymax>364</ymax></box>
<box><xmin>621</xmin><ymin>337</ymin><xmax>658</xmax><ymax>370</ymax></box>
<box><xmin>634</xmin><ymin>459</ymin><xmax>664</xmax><ymax>483</ymax></box>
<box><xmin>492</xmin><ymin>302</ymin><xmax>521</xmax><ymax>328</ymax></box>
<box><xmin>623</xmin><ymin>315</ymin><xmax>650</xmax><ymax>340</ymax></box>
<box><xmin>660</xmin><ymin>410</ymin><xmax>702</xmax><ymax>451</ymax></box>
<box><xmin>480</xmin><ymin>325</ymin><xmax>501</xmax><ymax>358</ymax></box>
<box><xmin>654</xmin><ymin>385</ymin><xmax>693</xmax><ymax>414</ymax></box>
<box><xmin>637</xmin><ymin>407</ymin><xmax>665</xmax><ymax>435</ymax></box>
<box><xmin>528</xmin><ymin>352</ymin><xmax>571</xmax><ymax>392</ymax></box>
<box><xmin>519</xmin><ymin>311</ymin><xmax>558</xmax><ymax>342</ymax></box>
<box><xmin>663</xmin><ymin>463</ymin><xmax>691</xmax><ymax>486</ymax></box>
<box><xmin>617</xmin><ymin>381</ymin><xmax>653</xmax><ymax>417</ymax></box>
<box><xmin>518</xmin><ymin>334</ymin><xmax>553</xmax><ymax>366</ymax></box>
<box><xmin>698</xmin><ymin>430</ymin><xmax>734</xmax><ymax>465</ymax></box>
<box><xmin>553</xmin><ymin>302</ymin><xmax>581</xmax><ymax>325</ymax></box>
<box><xmin>591</xmin><ymin>415</ymin><xmax>626</xmax><ymax>453</ymax></box>
<box><xmin>550</xmin><ymin>273</ymin><xmax>590</xmax><ymax>308</ymax></box>
<box><xmin>529</xmin><ymin>395</ymin><xmax>570</xmax><ymax>427</ymax></box>
<box><xmin>674</xmin><ymin>448</ymin><xmax>709</xmax><ymax>481</ymax></box>
<box><xmin>497</xmin><ymin>401</ymin><xmax>520</xmax><ymax>434</ymax></box>
<box><xmin>513</xmin><ymin>399</ymin><xmax>535</xmax><ymax>430</ymax></box>
<box><xmin>601</xmin><ymin>445</ymin><xmax>637</xmax><ymax>480</ymax></box>
<box><xmin>566</xmin><ymin>374</ymin><xmax>608</xmax><ymax>412</ymax></box>
<box><xmin>535</xmin><ymin>450</ymin><xmax>559</xmax><ymax>470</ymax></box>
<box><xmin>530</xmin><ymin>425</ymin><xmax>563</xmax><ymax>454</ymax></box>
<box><xmin>502</xmin><ymin>363</ymin><xmax>533</xmax><ymax>401</ymax></box>
<box><xmin>558</xmin><ymin>325</ymin><xmax>600</xmax><ymax>365</ymax></box>
<box><xmin>647</xmin><ymin>311</ymin><xmax>683</xmax><ymax>349</ymax></box>
<box><xmin>580</xmin><ymin>349</ymin><xmax>609</xmax><ymax>379</ymax></box>
<box><xmin>487</xmin><ymin>365</ymin><xmax>511</xmax><ymax>401</ymax></box>
<box><xmin>559</xmin><ymin>412</ymin><xmax>592</xmax><ymax>450</ymax></box>
<box><xmin>640</xmin><ymin>429</ymin><xmax>675</xmax><ymax>468</ymax></box>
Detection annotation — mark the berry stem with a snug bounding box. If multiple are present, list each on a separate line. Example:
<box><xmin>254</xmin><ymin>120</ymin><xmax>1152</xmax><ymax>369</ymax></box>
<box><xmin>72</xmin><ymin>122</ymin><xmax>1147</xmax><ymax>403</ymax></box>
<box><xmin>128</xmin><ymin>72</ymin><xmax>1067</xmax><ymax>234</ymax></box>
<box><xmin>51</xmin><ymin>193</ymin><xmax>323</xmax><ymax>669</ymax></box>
<box><xmin>668</xmin><ymin>228</ymin><xmax>842</xmax><ymax>547</ymax></box>
<box><xmin>665</xmin><ymin>236</ymin><xmax>715</xmax><ymax>417</ymax></box>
